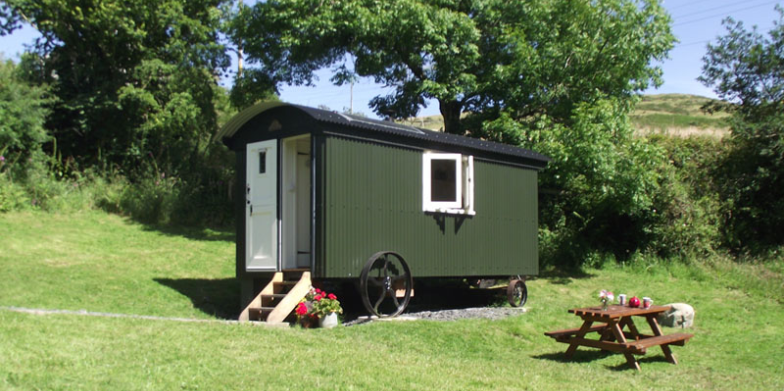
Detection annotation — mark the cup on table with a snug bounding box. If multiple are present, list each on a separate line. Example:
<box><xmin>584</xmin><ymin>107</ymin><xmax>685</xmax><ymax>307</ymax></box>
<box><xmin>643</xmin><ymin>297</ymin><xmax>652</xmax><ymax>308</ymax></box>
<box><xmin>618</xmin><ymin>294</ymin><xmax>627</xmax><ymax>306</ymax></box>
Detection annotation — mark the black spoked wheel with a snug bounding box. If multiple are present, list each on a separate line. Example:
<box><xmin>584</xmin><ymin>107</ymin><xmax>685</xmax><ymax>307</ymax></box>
<box><xmin>507</xmin><ymin>279</ymin><xmax>528</xmax><ymax>307</ymax></box>
<box><xmin>359</xmin><ymin>251</ymin><xmax>413</xmax><ymax>318</ymax></box>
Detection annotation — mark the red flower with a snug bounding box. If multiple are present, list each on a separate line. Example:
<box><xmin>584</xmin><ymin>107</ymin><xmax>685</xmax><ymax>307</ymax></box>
<box><xmin>295</xmin><ymin>303</ymin><xmax>308</xmax><ymax>316</ymax></box>
<box><xmin>315</xmin><ymin>288</ymin><xmax>322</xmax><ymax>294</ymax></box>
<box><xmin>328</xmin><ymin>294</ymin><xmax>337</xmax><ymax>300</ymax></box>
<box><xmin>315</xmin><ymin>295</ymin><xmax>322</xmax><ymax>301</ymax></box>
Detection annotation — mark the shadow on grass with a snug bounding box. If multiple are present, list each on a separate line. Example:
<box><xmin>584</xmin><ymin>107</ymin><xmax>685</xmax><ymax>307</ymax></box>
<box><xmin>533</xmin><ymin>350</ymin><xmax>614</xmax><ymax>364</ymax></box>
<box><xmin>98</xmin><ymin>202</ymin><xmax>235</xmax><ymax>243</ymax></box>
<box><xmin>535</xmin><ymin>350</ymin><xmax>674</xmax><ymax>371</ymax></box>
<box><xmin>140</xmin><ymin>224</ymin><xmax>235</xmax><ymax>242</ymax></box>
<box><xmin>154</xmin><ymin>278</ymin><xmax>240</xmax><ymax>320</ymax></box>
<box><xmin>535</xmin><ymin>267</ymin><xmax>595</xmax><ymax>285</ymax></box>
<box><xmin>607</xmin><ymin>355</ymin><xmax>675</xmax><ymax>371</ymax></box>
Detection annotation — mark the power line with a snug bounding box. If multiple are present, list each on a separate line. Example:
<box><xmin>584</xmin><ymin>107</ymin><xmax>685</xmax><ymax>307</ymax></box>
<box><xmin>673</xmin><ymin>1</ymin><xmax>781</xmax><ymax>27</ymax></box>
<box><xmin>673</xmin><ymin>0</ymin><xmax>772</xmax><ymax>20</ymax></box>
<box><xmin>673</xmin><ymin>39</ymin><xmax>712</xmax><ymax>48</ymax></box>
<box><xmin>669</xmin><ymin>0</ymin><xmax>726</xmax><ymax>12</ymax></box>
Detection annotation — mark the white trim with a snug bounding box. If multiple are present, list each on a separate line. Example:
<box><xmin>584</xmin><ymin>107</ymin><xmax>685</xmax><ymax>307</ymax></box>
<box><xmin>280</xmin><ymin>135</ymin><xmax>312</xmax><ymax>271</ymax></box>
<box><xmin>422</xmin><ymin>152</ymin><xmax>475</xmax><ymax>215</ymax></box>
<box><xmin>464</xmin><ymin>155</ymin><xmax>475</xmax><ymax>215</ymax></box>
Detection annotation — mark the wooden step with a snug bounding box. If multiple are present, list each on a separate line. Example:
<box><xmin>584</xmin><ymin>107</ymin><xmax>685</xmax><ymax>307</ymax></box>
<box><xmin>247</xmin><ymin>307</ymin><xmax>276</xmax><ymax>320</ymax></box>
<box><xmin>629</xmin><ymin>333</ymin><xmax>693</xmax><ymax>353</ymax></box>
<box><xmin>545</xmin><ymin>324</ymin><xmax>609</xmax><ymax>339</ymax></box>
<box><xmin>239</xmin><ymin>271</ymin><xmax>312</xmax><ymax>324</ymax></box>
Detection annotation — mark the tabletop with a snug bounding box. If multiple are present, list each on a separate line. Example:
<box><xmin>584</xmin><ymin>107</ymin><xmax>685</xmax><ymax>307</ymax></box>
<box><xmin>569</xmin><ymin>305</ymin><xmax>671</xmax><ymax>320</ymax></box>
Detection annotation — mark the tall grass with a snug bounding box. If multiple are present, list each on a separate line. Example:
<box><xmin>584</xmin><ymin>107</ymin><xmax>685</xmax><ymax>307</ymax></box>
<box><xmin>0</xmin><ymin>146</ymin><xmax>234</xmax><ymax>228</ymax></box>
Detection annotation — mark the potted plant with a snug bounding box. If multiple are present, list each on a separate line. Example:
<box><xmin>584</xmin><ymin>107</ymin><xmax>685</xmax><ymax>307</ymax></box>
<box><xmin>296</xmin><ymin>288</ymin><xmax>343</xmax><ymax>328</ymax></box>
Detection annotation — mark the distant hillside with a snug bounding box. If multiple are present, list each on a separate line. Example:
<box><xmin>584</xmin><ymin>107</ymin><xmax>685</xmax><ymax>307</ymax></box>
<box><xmin>632</xmin><ymin>94</ymin><xmax>729</xmax><ymax>137</ymax></box>
<box><xmin>400</xmin><ymin>93</ymin><xmax>730</xmax><ymax>137</ymax></box>
<box><xmin>398</xmin><ymin>114</ymin><xmax>447</xmax><ymax>131</ymax></box>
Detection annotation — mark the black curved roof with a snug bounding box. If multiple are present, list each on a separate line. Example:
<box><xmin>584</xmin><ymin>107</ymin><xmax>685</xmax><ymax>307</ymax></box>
<box><xmin>219</xmin><ymin>102</ymin><xmax>550</xmax><ymax>168</ymax></box>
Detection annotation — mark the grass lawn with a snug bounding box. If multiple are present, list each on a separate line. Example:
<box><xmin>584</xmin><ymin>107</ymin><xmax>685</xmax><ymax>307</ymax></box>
<box><xmin>1</xmin><ymin>211</ymin><xmax>783</xmax><ymax>390</ymax></box>
<box><xmin>631</xmin><ymin>94</ymin><xmax>730</xmax><ymax>135</ymax></box>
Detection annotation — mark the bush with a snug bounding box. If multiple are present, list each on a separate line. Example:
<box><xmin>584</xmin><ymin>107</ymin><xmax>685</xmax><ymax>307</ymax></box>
<box><xmin>714</xmin><ymin>114</ymin><xmax>784</xmax><ymax>251</ymax></box>
<box><xmin>0</xmin><ymin>145</ymin><xmax>233</xmax><ymax>229</ymax></box>
<box><xmin>538</xmin><ymin>132</ymin><xmax>729</xmax><ymax>267</ymax></box>
<box><xmin>645</xmin><ymin>135</ymin><xmax>724</xmax><ymax>258</ymax></box>
<box><xmin>0</xmin><ymin>171</ymin><xmax>29</xmax><ymax>212</ymax></box>
<box><xmin>531</xmin><ymin>97</ymin><xmax>665</xmax><ymax>266</ymax></box>
<box><xmin>0</xmin><ymin>56</ymin><xmax>50</xmax><ymax>160</ymax></box>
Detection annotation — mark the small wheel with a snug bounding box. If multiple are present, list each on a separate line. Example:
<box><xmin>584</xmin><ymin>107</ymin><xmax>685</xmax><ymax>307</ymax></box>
<box><xmin>359</xmin><ymin>251</ymin><xmax>413</xmax><ymax>317</ymax></box>
<box><xmin>507</xmin><ymin>279</ymin><xmax>527</xmax><ymax>307</ymax></box>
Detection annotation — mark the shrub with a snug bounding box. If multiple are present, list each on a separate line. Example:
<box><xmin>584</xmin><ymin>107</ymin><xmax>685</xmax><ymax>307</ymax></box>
<box><xmin>644</xmin><ymin>135</ymin><xmax>725</xmax><ymax>258</ymax></box>
<box><xmin>0</xmin><ymin>56</ymin><xmax>50</xmax><ymax>160</ymax></box>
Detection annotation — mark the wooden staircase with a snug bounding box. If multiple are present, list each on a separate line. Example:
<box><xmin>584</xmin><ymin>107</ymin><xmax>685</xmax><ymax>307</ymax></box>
<box><xmin>239</xmin><ymin>270</ymin><xmax>311</xmax><ymax>324</ymax></box>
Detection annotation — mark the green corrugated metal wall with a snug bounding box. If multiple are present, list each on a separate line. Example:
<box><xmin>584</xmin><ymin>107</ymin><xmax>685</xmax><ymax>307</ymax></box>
<box><xmin>318</xmin><ymin>136</ymin><xmax>539</xmax><ymax>279</ymax></box>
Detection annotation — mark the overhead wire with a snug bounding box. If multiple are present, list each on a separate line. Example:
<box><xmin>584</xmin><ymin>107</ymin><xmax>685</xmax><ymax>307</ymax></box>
<box><xmin>673</xmin><ymin>0</ymin><xmax>774</xmax><ymax>20</ymax></box>
<box><xmin>673</xmin><ymin>1</ymin><xmax>781</xmax><ymax>27</ymax></box>
<box><xmin>668</xmin><ymin>0</ymin><xmax>723</xmax><ymax>12</ymax></box>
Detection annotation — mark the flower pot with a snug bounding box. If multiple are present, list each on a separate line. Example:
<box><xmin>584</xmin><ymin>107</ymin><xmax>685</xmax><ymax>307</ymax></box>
<box><xmin>319</xmin><ymin>312</ymin><xmax>339</xmax><ymax>329</ymax></box>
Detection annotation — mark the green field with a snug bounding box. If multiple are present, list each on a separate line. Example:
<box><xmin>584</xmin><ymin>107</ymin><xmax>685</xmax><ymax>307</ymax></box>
<box><xmin>400</xmin><ymin>94</ymin><xmax>731</xmax><ymax>137</ymax></box>
<box><xmin>1</xmin><ymin>211</ymin><xmax>782</xmax><ymax>390</ymax></box>
<box><xmin>632</xmin><ymin>94</ymin><xmax>730</xmax><ymax>136</ymax></box>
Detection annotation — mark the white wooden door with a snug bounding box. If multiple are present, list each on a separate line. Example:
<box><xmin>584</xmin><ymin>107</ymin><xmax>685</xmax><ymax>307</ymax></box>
<box><xmin>246</xmin><ymin>140</ymin><xmax>277</xmax><ymax>271</ymax></box>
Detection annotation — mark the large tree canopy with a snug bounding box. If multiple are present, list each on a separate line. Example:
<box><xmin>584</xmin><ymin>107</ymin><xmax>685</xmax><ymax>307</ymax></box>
<box><xmin>232</xmin><ymin>0</ymin><xmax>673</xmax><ymax>135</ymax></box>
<box><xmin>2</xmin><ymin>0</ymin><xmax>230</xmax><ymax>174</ymax></box>
<box><xmin>700</xmin><ymin>7</ymin><xmax>784</xmax><ymax>248</ymax></box>
<box><xmin>230</xmin><ymin>0</ymin><xmax>675</xmax><ymax>263</ymax></box>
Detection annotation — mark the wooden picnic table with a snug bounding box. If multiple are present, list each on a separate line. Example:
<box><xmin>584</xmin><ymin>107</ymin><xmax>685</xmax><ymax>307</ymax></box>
<box><xmin>545</xmin><ymin>305</ymin><xmax>693</xmax><ymax>371</ymax></box>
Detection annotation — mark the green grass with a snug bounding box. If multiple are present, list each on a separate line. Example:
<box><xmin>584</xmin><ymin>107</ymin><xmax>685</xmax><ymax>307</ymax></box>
<box><xmin>632</xmin><ymin>94</ymin><xmax>730</xmax><ymax>135</ymax></box>
<box><xmin>0</xmin><ymin>211</ymin><xmax>237</xmax><ymax>319</ymax></box>
<box><xmin>1</xmin><ymin>211</ymin><xmax>783</xmax><ymax>390</ymax></box>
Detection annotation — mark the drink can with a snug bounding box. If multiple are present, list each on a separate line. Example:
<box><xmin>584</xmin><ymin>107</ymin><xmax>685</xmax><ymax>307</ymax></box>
<box><xmin>618</xmin><ymin>294</ymin><xmax>627</xmax><ymax>306</ymax></box>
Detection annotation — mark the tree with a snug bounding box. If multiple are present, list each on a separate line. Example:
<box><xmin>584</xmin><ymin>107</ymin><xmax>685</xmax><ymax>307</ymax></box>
<box><xmin>0</xmin><ymin>55</ymin><xmax>50</xmax><ymax>159</ymax></box>
<box><xmin>2</xmin><ymin>0</ymin><xmax>230</xmax><ymax>175</ymax></box>
<box><xmin>699</xmin><ymin>7</ymin><xmax>784</xmax><ymax>249</ymax></box>
<box><xmin>233</xmin><ymin>0</ymin><xmax>673</xmax><ymax>136</ymax></box>
<box><xmin>233</xmin><ymin>0</ymin><xmax>675</xmax><ymax>264</ymax></box>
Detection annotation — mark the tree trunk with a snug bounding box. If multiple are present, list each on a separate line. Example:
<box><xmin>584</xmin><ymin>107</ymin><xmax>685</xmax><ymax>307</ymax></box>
<box><xmin>439</xmin><ymin>100</ymin><xmax>463</xmax><ymax>135</ymax></box>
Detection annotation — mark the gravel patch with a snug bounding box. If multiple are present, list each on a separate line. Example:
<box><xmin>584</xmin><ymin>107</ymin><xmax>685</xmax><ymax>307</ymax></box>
<box><xmin>344</xmin><ymin>306</ymin><xmax>527</xmax><ymax>326</ymax></box>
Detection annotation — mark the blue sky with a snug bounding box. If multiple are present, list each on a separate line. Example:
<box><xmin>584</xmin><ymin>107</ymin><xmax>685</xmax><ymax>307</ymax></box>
<box><xmin>1</xmin><ymin>0</ymin><xmax>781</xmax><ymax>118</ymax></box>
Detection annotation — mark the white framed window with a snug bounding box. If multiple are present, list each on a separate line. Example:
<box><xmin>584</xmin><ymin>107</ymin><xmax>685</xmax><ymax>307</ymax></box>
<box><xmin>423</xmin><ymin>153</ymin><xmax>475</xmax><ymax>215</ymax></box>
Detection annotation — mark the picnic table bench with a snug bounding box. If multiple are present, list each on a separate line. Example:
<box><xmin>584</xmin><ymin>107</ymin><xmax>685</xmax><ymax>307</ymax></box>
<box><xmin>545</xmin><ymin>305</ymin><xmax>693</xmax><ymax>371</ymax></box>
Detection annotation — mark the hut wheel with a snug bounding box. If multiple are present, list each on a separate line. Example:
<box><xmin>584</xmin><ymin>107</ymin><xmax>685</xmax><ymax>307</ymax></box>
<box><xmin>359</xmin><ymin>251</ymin><xmax>413</xmax><ymax>318</ymax></box>
<box><xmin>507</xmin><ymin>279</ymin><xmax>528</xmax><ymax>307</ymax></box>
